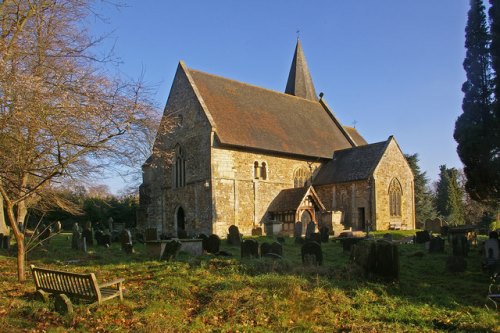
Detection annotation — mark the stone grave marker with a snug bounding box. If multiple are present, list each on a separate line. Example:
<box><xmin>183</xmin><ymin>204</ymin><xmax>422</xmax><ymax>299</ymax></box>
<box><xmin>301</xmin><ymin>241</ymin><xmax>323</xmax><ymax>266</ymax></box>
<box><xmin>305</xmin><ymin>221</ymin><xmax>316</xmax><ymax>239</ymax></box>
<box><xmin>375</xmin><ymin>240</ymin><xmax>400</xmax><ymax>281</ymax></box>
<box><xmin>270</xmin><ymin>241</ymin><xmax>283</xmax><ymax>256</ymax></box>
<box><xmin>319</xmin><ymin>226</ymin><xmax>330</xmax><ymax>243</ymax></box>
<box><xmin>206</xmin><ymin>234</ymin><xmax>221</xmax><ymax>254</ymax></box>
<box><xmin>251</xmin><ymin>227</ymin><xmax>263</xmax><ymax>236</ymax></box>
<box><xmin>71</xmin><ymin>223</ymin><xmax>81</xmax><ymax>250</ymax></box>
<box><xmin>227</xmin><ymin>225</ymin><xmax>242</xmax><ymax>246</ymax></box>
<box><xmin>451</xmin><ymin>234</ymin><xmax>468</xmax><ymax>257</ymax></box>
<box><xmin>198</xmin><ymin>233</ymin><xmax>209</xmax><ymax>252</ymax></box>
<box><xmin>2</xmin><ymin>234</ymin><xmax>10</xmax><ymax>250</ymax></box>
<box><xmin>415</xmin><ymin>231</ymin><xmax>431</xmax><ymax>244</ymax></box>
<box><xmin>428</xmin><ymin>236</ymin><xmax>445</xmax><ymax>253</ymax></box>
<box><xmin>120</xmin><ymin>229</ymin><xmax>133</xmax><ymax>254</ymax></box>
<box><xmin>82</xmin><ymin>228</ymin><xmax>93</xmax><ymax>247</ymax></box>
<box><xmin>241</xmin><ymin>239</ymin><xmax>259</xmax><ymax>259</ymax></box>
<box><xmin>260</xmin><ymin>242</ymin><xmax>271</xmax><ymax>257</ymax></box>
<box><xmin>54</xmin><ymin>221</ymin><xmax>62</xmax><ymax>233</ymax></box>
<box><xmin>162</xmin><ymin>239</ymin><xmax>182</xmax><ymax>261</ymax></box>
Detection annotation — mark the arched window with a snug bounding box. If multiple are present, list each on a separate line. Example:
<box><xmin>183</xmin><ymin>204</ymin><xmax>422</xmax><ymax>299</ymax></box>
<box><xmin>293</xmin><ymin>167</ymin><xmax>310</xmax><ymax>188</ymax></box>
<box><xmin>173</xmin><ymin>145</ymin><xmax>185</xmax><ymax>188</ymax></box>
<box><xmin>389</xmin><ymin>178</ymin><xmax>402</xmax><ymax>217</ymax></box>
<box><xmin>261</xmin><ymin>162</ymin><xmax>267</xmax><ymax>180</ymax></box>
<box><xmin>254</xmin><ymin>161</ymin><xmax>260</xmax><ymax>179</ymax></box>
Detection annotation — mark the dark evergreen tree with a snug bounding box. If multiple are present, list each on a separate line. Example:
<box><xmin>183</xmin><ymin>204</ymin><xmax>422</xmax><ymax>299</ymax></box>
<box><xmin>489</xmin><ymin>0</ymin><xmax>500</xmax><ymax>200</ymax></box>
<box><xmin>405</xmin><ymin>154</ymin><xmax>437</xmax><ymax>228</ymax></box>
<box><xmin>435</xmin><ymin>165</ymin><xmax>465</xmax><ymax>226</ymax></box>
<box><xmin>454</xmin><ymin>0</ymin><xmax>498</xmax><ymax>202</ymax></box>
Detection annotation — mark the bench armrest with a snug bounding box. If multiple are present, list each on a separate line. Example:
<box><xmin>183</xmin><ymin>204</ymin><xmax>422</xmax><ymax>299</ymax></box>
<box><xmin>99</xmin><ymin>278</ymin><xmax>125</xmax><ymax>289</ymax></box>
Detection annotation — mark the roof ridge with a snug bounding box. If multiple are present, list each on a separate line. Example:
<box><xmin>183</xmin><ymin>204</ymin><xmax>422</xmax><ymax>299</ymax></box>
<box><xmin>188</xmin><ymin>67</ymin><xmax>320</xmax><ymax>104</ymax></box>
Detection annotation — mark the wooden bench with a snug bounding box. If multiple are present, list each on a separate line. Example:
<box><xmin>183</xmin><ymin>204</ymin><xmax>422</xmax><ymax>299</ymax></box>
<box><xmin>30</xmin><ymin>265</ymin><xmax>124</xmax><ymax>313</ymax></box>
<box><xmin>389</xmin><ymin>222</ymin><xmax>402</xmax><ymax>230</ymax></box>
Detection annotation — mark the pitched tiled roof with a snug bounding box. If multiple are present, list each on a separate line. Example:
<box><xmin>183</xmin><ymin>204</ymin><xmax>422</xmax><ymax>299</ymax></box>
<box><xmin>344</xmin><ymin>126</ymin><xmax>368</xmax><ymax>146</ymax></box>
<box><xmin>188</xmin><ymin>68</ymin><xmax>353</xmax><ymax>158</ymax></box>
<box><xmin>313</xmin><ymin>139</ymin><xmax>390</xmax><ymax>185</ymax></box>
<box><xmin>268</xmin><ymin>187</ymin><xmax>309</xmax><ymax>212</ymax></box>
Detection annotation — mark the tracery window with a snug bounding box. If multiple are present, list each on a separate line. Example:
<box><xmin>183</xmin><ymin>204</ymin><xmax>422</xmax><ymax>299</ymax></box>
<box><xmin>389</xmin><ymin>178</ymin><xmax>402</xmax><ymax>217</ymax></box>
<box><xmin>293</xmin><ymin>167</ymin><xmax>310</xmax><ymax>188</ymax></box>
<box><xmin>173</xmin><ymin>145</ymin><xmax>186</xmax><ymax>188</ymax></box>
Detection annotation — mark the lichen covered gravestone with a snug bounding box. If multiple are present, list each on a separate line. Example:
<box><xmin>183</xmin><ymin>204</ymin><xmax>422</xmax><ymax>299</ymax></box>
<box><xmin>227</xmin><ymin>225</ymin><xmax>242</xmax><ymax>246</ymax></box>
<box><xmin>241</xmin><ymin>239</ymin><xmax>259</xmax><ymax>258</ymax></box>
<box><xmin>301</xmin><ymin>241</ymin><xmax>323</xmax><ymax>266</ymax></box>
<box><xmin>206</xmin><ymin>234</ymin><xmax>220</xmax><ymax>254</ymax></box>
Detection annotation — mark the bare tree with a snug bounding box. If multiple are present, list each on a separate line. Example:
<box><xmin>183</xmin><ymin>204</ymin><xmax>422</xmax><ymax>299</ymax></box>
<box><xmin>0</xmin><ymin>0</ymin><xmax>162</xmax><ymax>282</ymax></box>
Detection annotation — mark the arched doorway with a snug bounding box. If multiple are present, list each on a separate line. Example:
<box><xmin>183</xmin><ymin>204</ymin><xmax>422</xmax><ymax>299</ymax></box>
<box><xmin>300</xmin><ymin>210</ymin><xmax>313</xmax><ymax>235</ymax></box>
<box><xmin>175</xmin><ymin>206</ymin><xmax>185</xmax><ymax>237</ymax></box>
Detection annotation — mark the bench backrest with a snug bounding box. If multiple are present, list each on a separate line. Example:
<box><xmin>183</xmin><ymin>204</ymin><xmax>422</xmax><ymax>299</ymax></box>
<box><xmin>30</xmin><ymin>265</ymin><xmax>101</xmax><ymax>301</ymax></box>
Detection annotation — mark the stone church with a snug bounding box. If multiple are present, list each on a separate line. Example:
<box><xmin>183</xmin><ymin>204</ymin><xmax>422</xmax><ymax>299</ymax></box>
<box><xmin>139</xmin><ymin>41</ymin><xmax>415</xmax><ymax>237</ymax></box>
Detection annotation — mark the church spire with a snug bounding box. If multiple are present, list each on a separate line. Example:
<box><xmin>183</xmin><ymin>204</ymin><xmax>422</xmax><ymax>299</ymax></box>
<box><xmin>285</xmin><ymin>39</ymin><xmax>317</xmax><ymax>101</ymax></box>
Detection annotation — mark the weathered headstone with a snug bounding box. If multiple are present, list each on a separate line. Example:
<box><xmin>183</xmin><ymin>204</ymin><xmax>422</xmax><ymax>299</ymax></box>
<box><xmin>270</xmin><ymin>241</ymin><xmax>283</xmax><ymax>256</ymax></box>
<box><xmin>162</xmin><ymin>239</ymin><xmax>182</xmax><ymax>261</ymax></box>
<box><xmin>2</xmin><ymin>234</ymin><xmax>10</xmax><ymax>250</ymax></box>
<box><xmin>82</xmin><ymin>228</ymin><xmax>93</xmax><ymax>247</ymax></box>
<box><xmin>374</xmin><ymin>240</ymin><xmax>400</xmax><ymax>281</ymax></box>
<box><xmin>415</xmin><ymin>231</ymin><xmax>431</xmax><ymax>244</ymax></box>
<box><xmin>319</xmin><ymin>226</ymin><xmax>330</xmax><ymax>243</ymax></box>
<box><xmin>71</xmin><ymin>223</ymin><xmax>81</xmax><ymax>250</ymax></box>
<box><xmin>227</xmin><ymin>225</ymin><xmax>241</xmax><ymax>246</ymax></box>
<box><xmin>120</xmin><ymin>229</ymin><xmax>133</xmax><ymax>254</ymax></box>
<box><xmin>484</xmin><ymin>238</ymin><xmax>499</xmax><ymax>271</ymax></box>
<box><xmin>39</xmin><ymin>224</ymin><xmax>52</xmax><ymax>244</ymax></box>
<box><xmin>251</xmin><ymin>227</ymin><xmax>263</xmax><ymax>236</ymax></box>
<box><xmin>451</xmin><ymin>234</ymin><xmax>468</xmax><ymax>257</ymax></box>
<box><xmin>305</xmin><ymin>221</ymin><xmax>316</xmax><ymax>239</ymax></box>
<box><xmin>198</xmin><ymin>233</ymin><xmax>209</xmax><ymax>252</ymax></box>
<box><xmin>206</xmin><ymin>234</ymin><xmax>220</xmax><ymax>254</ymax></box>
<box><xmin>294</xmin><ymin>222</ymin><xmax>303</xmax><ymax>238</ymax></box>
<box><xmin>428</xmin><ymin>236</ymin><xmax>445</xmax><ymax>253</ymax></box>
<box><xmin>301</xmin><ymin>241</ymin><xmax>323</xmax><ymax>266</ymax></box>
<box><xmin>54</xmin><ymin>221</ymin><xmax>62</xmax><ymax>233</ymax></box>
<box><xmin>260</xmin><ymin>242</ymin><xmax>272</xmax><ymax>257</ymax></box>
<box><xmin>241</xmin><ymin>239</ymin><xmax>259</xmax><ymax>259</ymax></box>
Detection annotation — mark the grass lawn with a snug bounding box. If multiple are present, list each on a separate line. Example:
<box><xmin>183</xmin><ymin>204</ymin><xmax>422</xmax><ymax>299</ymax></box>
<box><xmin>0</xmin><ymin>231</ymin><xmax>498</xmax><ymax>332</ymax></box>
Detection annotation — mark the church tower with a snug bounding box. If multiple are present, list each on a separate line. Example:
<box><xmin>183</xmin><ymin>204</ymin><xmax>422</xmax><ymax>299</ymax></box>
<box><xmin>285</xmin><ymin>40</ymin><xmax>318</xmax><ymax>101</ymax></box>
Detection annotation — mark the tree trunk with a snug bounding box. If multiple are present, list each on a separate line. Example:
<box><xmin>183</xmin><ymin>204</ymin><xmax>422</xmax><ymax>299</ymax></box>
<box><xmin>4</xmin><ymin>200</ymin><xmax>26</xmax><ymax>282</ymax></box>
<box><xmin>0</xmin><ymin>197</ymin><xmax>8</xmax><ymax>235</ymax></box>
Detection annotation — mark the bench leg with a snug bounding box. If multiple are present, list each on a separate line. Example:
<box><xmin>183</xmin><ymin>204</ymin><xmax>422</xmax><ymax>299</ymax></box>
<box><xmin>54</xmin><ymin>294</ymin><xmax>73</xmax><ymax>315</ymax></box>
<box><xmin>35</xmin><ymin>290</ymin><xmax>49</xmax><ymax>303</ymax></box>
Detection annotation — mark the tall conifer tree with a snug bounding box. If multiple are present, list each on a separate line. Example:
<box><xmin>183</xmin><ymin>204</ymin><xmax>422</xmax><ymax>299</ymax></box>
<box><xmin>405</xmin><ymin>154</ymin><xmax>436</xmax><ymax>228</ymax></box>
<box><xmin>435</xmin><ymin>165</ymin><xmax>465</xmax><ymax>225</ymax></box>
<box><xmin>454</xmin><ymin>0</ymin><xmax>497</xmax><ymax>201</ymax></box>
<box><xmin>489</xmin><ymin>0</ymin><xmax>500</xmax><ymax>200</ymax></box>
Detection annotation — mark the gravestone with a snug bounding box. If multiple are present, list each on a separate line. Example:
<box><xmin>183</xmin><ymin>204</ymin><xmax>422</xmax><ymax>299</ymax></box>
<box><xmin>294</xmin><ymin>222</ymin><xmax>303</xmax><ymax>238</ymax></box>
<box><xmin>319</xmin><ymin>226</ymin><xmax>330</xmax><ymax>243</ymax></box>
<box><xmin>40</xmin><ymin>224</ymin><xmax>51</xmax><ymax>244</ymax></box>
<box><xmin>206</xmin><ymin>234</ymin><xmax>220</xmax><ymax>254</ymax></box>
<box><xmin>54</xmin><ymin>221</ymin><xmax>62</xmax><ymax>233</ymax></box>
<box><xmin>375</xmin><ymin>240</ymin><xmax>400</xmax><ymax>281</ymax></box>
<box><xmin>260</xmin><ymin>242</ymin><xmax>272</xmax><ymax>257</ymax></box>
<box><xmin>71</xmin><ymin>223</ymin><xmax>81</xmax><ymax>250</ymax></box>
<box><xmin>425</xmin><ymin>218</ymin><xmax>443</xmax><ymax>233</ymax></box>
<box><xmin>484</xmin><ymin>238</ymin><xmax>499</xmax><ymax>271</ymax></box>
<box><xmin>227</xmin><ymin>225</ymin><xmax>242</xmax><ymax>246</ymax></box>
<box><xmin>415</xmin><ymin>231</ymin><xmax>431</xmax><ymax>244</ymax></box>
<box><xmin>270</xmin><ymin>242</ymin><xmax>283</xmax><ymax>256</ymax></box>
<box><xmin>305</xmin><ymin>221</ymin><xmax>316</xmax><ymax>239</ymax></box>
<box><xmin>198</xmin><ymin>233</ymin><xmax>209</xmax><ymax>252</ymax></box>
<box><xmin>251</xmin><ymin>227</ymin><xmax>263</xmax><ymax>236</ymax></box>
<box><xmin>120</xmin><ymin>229</ymin><xmax>133</xmax><ymax>254</ymax></box>
<box><xmin>350</xmin><ymin>240</ymin><xmax>399</xmax><ymax>281</ymax></box>
<box><xmin>162</xmin><ymin>239</ymin><xmax>182</xmax><ymax>261</ymax></box>
<box><xmin>241</xmin><ymin>239</ymin><xmax>259</xmax><ymax>259</ymax></box>
<box><xmin>82</xmin><ymin>228</ymin><xmax>93</xmax><ymax>247</ymax></box>
<box><xmin>428</xmin><ymin>236</ymin><xmax>445</xmax><ymax>253</ymax></box>
<box><xmin>301</xmin><ymin>241</ymin><xmax>323</xmax><ymax>266</ymax></box>
<box><xmin>2</xmin><ymin>234</ymin><xmax>10</xmax><ymax>250</ymax></box>
<box><xmin>451</xmin><ymin>234</ymin><xmax>468</xmax><ymax>257</ymax></box>
<box><xmin>310</xmin><ymin>232</ymin><xmax>321</xmax><ymax>243</ymax></box>
<box><xmin>0</xmin><ymin>233</ymin><xmax>3</xmax><ymax>248</ymax></box>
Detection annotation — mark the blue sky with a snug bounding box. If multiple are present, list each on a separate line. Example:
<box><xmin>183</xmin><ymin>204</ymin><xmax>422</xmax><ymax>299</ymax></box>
<box><xmin>89</xmin><ymin>1</ymin><xmax>470</xmax><ymax>192</ymax></box>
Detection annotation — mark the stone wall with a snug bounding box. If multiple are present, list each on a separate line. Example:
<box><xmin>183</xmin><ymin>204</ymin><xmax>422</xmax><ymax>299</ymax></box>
<box><xmin>372</xmin><ymin>139</ymin><xmax>415</xmax><ymax>230</ymax></box>
<box><xmin>139</xmin><ymin>63</ymin><xmax>213</xmax><ymax>236</ymax></box>
<box><xmin>211</xmin><ymin>146</ymin><xmax>321</xmax><ymax>235</ymax></box>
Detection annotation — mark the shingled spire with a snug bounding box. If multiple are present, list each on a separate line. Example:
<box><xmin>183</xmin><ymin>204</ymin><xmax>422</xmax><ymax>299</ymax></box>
<box><xmin>285</xmin><ymin>39</ymin><xmax>317</xmax><ymax>101</ymax></box>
